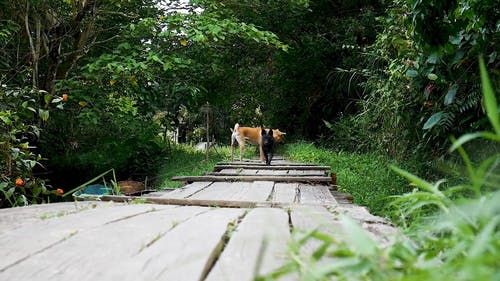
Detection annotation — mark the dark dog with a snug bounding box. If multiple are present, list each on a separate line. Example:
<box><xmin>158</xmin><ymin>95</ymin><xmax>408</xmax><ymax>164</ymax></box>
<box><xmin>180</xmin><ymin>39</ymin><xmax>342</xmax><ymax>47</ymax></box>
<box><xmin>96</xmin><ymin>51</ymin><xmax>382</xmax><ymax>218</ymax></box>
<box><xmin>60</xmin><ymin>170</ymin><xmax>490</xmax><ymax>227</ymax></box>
<box><xmin>261</xmin><ymin>128</ymin><xmax>274</xmax><ymax>165</ymax></box>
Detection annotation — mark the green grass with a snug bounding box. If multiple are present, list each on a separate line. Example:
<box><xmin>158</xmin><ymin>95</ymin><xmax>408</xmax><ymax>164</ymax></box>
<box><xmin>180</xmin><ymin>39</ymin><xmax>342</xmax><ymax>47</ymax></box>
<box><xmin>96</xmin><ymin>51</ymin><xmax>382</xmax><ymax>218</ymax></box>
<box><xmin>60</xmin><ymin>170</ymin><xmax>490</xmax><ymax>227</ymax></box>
<box><xmin>257</xmin><ymin>58</ymin><xmax>500</xmax><ymax>281</ymax></box>
<box><xmin>282</xmin><ymin>141</ymin><xmax>413</xmax><ymax>215</ymax></box>
<box><xmin>156</xmin><ymin>141</ymin><xmax>415</xmax><ymax>217</ymax></box>
<box><xmin>155</xmin><ymin>143</ymin><xmax>256</xmax><ymax>188</ymax></box>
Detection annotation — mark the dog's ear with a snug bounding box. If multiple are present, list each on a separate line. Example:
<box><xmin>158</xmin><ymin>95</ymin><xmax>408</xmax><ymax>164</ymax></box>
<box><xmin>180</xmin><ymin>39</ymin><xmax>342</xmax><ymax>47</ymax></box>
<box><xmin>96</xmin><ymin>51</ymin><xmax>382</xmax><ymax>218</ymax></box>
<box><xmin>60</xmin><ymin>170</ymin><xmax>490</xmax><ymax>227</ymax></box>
<box><xmin>261</xmin><ymin>128</ymin><xmax>266</xmax><ymax>136</ymax></box>
<box><xmin>268</xmin><ymin>129</ymin><xmax>273</xmax><ymax>136</ymax></box>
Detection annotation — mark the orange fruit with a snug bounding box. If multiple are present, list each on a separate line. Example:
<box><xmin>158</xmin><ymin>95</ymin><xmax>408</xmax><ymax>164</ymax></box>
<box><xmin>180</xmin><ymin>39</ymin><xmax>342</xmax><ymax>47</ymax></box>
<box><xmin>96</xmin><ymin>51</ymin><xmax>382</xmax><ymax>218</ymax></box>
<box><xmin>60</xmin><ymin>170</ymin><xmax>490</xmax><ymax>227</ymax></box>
<box><xmin>62</xmin><ymin>94</ymin><xmax>68</xmax><ymax>101</ymax></box>
<box><xmin>15</xmin><ymin>178</ymin><xmax>24</xmax><ymax>186</ymax></box>
<box><xmin>56</xmin><ymin>189</ymin><xmax>64</xmax><ymax>195</ymax></box>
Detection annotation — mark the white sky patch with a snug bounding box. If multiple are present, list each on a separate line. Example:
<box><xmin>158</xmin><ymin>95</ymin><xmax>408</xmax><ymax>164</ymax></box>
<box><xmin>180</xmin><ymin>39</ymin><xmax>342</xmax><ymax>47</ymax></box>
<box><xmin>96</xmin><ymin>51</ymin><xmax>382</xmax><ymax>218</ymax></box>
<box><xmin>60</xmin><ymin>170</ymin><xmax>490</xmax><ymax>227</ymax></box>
<box><xmin>157</xmin><ymin>0</ymin><xmax>204</xmax><ymax>14</ymax></box>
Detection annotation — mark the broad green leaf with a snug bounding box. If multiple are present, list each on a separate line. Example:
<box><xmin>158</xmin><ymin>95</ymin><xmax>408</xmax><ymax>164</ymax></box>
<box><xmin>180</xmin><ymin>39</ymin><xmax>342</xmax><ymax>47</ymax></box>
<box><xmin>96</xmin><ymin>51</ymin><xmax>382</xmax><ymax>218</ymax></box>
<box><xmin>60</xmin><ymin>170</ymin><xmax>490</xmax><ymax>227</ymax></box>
<box><xmin>406</xmin><ymin>69</ymin><xmax>418</xmax><ymax>77</ymax></box>
<box><xmin>427</xmin><ymin>73</ymin><xmax>438</xmax><ymax>80</ymax></box>
<box><xmin>38</xmin><ymin>109</ymin><xmax>49</xmax><ymax>122</ymax></box>
<box><xmin>0</xmin><ymin>115</ymin><xmax>11</xmax><ymax>125</ymax></box>
<box><xmin>444</xmin><ymin>85</ymin><xmax>458</xmax><ymax>105</ymax></box>
<box><xmin>426</xmin><ymin>53</ymin><xmax>438</xmax><ymax>64</ymax></box>
<box><xmin>479</xmin><ymin>56</ymin><xmax>500</xmax><ymax>135</ymax></box>
<box><xmin>44</xmin><ymin>94</ymin><xmax>52</xmax><ymax>105</ymax></box>
<box><xmin>449</xmin><ymin>34</ymin><xmax>462</xmax><ymax>45</ymax></box>
<box><xmin>423</xmin><ymin>112</ymin><xmax>444</xmax><ymax>130</ymax></box>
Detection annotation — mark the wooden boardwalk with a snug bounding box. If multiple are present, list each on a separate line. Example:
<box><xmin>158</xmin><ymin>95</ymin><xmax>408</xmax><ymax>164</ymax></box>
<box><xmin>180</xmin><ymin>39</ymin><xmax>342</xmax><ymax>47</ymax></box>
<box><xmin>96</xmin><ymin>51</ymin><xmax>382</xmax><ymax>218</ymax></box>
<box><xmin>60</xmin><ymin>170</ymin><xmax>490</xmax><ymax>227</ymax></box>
<box><xmin>0</xmin><ymin>158</ymin><xmax>396</xmax><ymax>281</ymax></box>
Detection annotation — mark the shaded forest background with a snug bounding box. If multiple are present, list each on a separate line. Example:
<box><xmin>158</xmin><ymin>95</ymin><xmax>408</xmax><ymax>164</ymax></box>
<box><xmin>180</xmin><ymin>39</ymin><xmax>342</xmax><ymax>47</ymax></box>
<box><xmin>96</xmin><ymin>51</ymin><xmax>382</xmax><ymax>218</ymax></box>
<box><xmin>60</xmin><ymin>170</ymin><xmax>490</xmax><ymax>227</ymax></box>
<box><xmin>1</xmin><ymin>0</ymin><xmax>498</xmax><ymax>207</ymax></box>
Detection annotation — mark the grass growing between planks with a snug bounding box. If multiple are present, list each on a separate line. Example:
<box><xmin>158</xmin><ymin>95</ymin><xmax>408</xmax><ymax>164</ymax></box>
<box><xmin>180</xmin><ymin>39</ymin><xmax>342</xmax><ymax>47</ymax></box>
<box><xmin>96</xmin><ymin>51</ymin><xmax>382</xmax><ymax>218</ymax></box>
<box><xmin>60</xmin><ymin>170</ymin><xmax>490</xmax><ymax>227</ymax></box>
<box><xmin>281</xmin><ymin>142</ymin><xmax>413</xmax><ymax>215</ymax></box>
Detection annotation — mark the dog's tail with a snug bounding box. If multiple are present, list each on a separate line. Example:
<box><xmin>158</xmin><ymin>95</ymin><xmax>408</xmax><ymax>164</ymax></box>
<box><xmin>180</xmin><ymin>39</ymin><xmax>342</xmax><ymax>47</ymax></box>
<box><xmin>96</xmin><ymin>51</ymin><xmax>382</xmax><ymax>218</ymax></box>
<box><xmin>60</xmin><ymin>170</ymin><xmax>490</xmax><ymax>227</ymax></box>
<box><xmin>230</xmin><ymin>123</ymin><xmax>239</xmax><ymax>133</ymax></box>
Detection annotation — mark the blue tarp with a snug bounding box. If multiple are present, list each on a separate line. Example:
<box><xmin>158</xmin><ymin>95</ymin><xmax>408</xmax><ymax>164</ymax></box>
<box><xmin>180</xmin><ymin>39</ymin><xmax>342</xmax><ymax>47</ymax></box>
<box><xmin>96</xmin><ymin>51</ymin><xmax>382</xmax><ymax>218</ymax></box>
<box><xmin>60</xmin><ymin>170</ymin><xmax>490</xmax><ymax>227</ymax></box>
<box><xmin>73</xmin><ymin>184</ymin><xmax>113</xmax><ymax>197</ymax></box>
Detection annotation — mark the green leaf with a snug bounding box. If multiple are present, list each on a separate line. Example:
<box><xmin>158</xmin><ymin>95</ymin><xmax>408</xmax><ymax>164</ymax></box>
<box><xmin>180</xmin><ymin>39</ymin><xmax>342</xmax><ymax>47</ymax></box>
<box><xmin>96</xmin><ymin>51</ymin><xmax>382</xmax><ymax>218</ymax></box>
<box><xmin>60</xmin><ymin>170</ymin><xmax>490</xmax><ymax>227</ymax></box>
<box><xmin>0</xmin><ymin>115</ymin><xmax>11</xmax><ymax>125</ymax></box>
<box><xmin>449</xmin><ymin>132</ymin><xmax>500</xmax><ymax>152</ymax></box>
<box><xmin>468</xmin><ymin>216</ymin><xmax>500</xmax><ymax>259</ymax></box>
<box><xmin>423</xmin><ymin>112</ymin><xmax>444</xmax><ymax>130</ymax></box>
<box><xmin>449</xmin><ymin>34</ymin><xmax>462</xmax><ymax>45</ymax></box>
<box><xmin>391</xmin><ymin>165</ymin><xmax>434</xmax><ymax>194</ymax></box>
<box><xmin>44</xmin><ymin>94</ymin><xmax>52</xmax><ymax>105</ymax></box>
<box><xmin>427</xmin><ymin>73</ymin><xmax>438</xmax><ymax>80</ymax></box>
<box><xmin>38</xmin><ymin>109</ymin><xmax>49</xmax><ymax>122</ymax></box>
<box><xmin>406</xmin><ymin>69</ymin><xmax>419</xmax><ymax>77</ymax></box>
<box><xmin>479</xmin><ymin>56</ymin><xmax>500</xmax><ymax>135</ymax></box>
<box><xmin>444</xmin><ymin>85</ymin><xmax>458</xmax><ymax>105</ymax></box>
<box><xmin>426</xmin><ymin>53</ymin><xmax>439</xmax><ymax>64</ymax></box>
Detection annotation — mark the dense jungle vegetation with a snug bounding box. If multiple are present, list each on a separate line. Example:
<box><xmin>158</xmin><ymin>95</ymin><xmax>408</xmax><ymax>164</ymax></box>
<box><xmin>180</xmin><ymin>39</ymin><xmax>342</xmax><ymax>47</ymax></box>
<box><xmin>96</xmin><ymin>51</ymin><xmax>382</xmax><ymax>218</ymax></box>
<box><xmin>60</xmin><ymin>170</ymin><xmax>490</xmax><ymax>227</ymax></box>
<box><xmin>1</xmin><ymin>0</ymin><xmax>499</xmax><ymax>279</ymax></box>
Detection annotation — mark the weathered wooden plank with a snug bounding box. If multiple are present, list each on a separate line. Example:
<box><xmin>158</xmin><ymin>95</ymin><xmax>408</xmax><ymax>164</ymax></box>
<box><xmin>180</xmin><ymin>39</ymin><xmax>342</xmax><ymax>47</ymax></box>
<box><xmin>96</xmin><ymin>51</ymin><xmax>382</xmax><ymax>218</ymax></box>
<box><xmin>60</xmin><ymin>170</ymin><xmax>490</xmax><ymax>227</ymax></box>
<box><xmin>188</xmin><ymin>181</ymin><xmax>273</xmax><ymax>202</ymax></box>
<box><xmin>137</xmin><ymin>208</ymin><xmax>245</xmax><ymax>281</ymax></box>
<box><xmin>217</xmin><ymin>161</ymin><xmax>315</xmax><ymax>166</ymax></box>
<box><xmin>171</xmin><ymin>175</ymin><xmax>332</xmax><ymax>184</ymax></box>
<box><xmin>218</xmin><ymin>168</ymin><xmax>240</xmax><ymax>174</ymax></box>
<box><xmin>287</xmin><ymin>170</ymin><xmax>326</xmax><ymax>176</ymax></box>
<box><xmin>205</xmin><ymin>208</ymin><xmax>292</xmax><ymax>281</ymax></box>
<box><xmin>240</xmin><ymin>181</ymin><xmax>275</xmax><ymax>202</ymax></box>
<box><xmin>272</xmin><ymin>183</ymin><xmax>299</xmax><ymax>204</ymax></box>
<box><xmin>209</xmin><ymin>170</ymin><xmax>327</xmax><ymax>177</ymax></box>
<box><xmin>188</xmin><ymin>182</ymin><xmax>247</xmax><ymax>201</ymax></box>
<box><xmin>0</xmin><ymin>203</ymin><xmax>172</xmax><ymax>272</ymax></box>
<box><xmin>1</xmin><ymin>206</ymin><xmax>238</xmax><ymax>281</ymax></box>
<box><xmin>238</xmin><ymin>169</ymin><xmax>259</xmax><ymax>175</ymax></box>
<box><xmin>290</xmin><ymin>205</ymin><xmax>342</xmax><ymax>257</ymax></box>
<box><xmin>334</xmin><ymin>205</ymin><xmax>387</xmax><ymax>224</ymax></box>
<box><xmin>101</xmin><ymin>195</ymin><xmax>268</xmax><ymax>208</ymax></box>
<box><xmin>299</xmin><ymin>184</ymin><xmax>337</xmax><ymax>205</ymax></box>
<box><xmin>214</xmin><ymin>164</ymin><xmax>330</xmax><ymax>171</ymax></box>
<box><xmin>0</xmin><ymin>201</ymin><xmax>115</xmax><ymax>235</ymax></box>
<box><xmin>157</xmin><ymin>181</ymin><xmax>212</xmax><ymax>199</ymax></box>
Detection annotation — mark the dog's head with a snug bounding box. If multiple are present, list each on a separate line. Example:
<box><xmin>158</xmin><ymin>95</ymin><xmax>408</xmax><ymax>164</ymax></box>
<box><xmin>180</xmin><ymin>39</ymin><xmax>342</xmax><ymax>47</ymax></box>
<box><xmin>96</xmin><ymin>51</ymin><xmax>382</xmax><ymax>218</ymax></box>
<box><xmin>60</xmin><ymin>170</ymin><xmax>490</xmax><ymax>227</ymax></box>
<box><xmin>272</xmin><ymin>129</ymin><xmax>286</xmax><ymax>144</ymax></box>
<box><xmin>261</xmin><ymin>128</ymin><xmax>274</xmax><ymax>147</ymax></box>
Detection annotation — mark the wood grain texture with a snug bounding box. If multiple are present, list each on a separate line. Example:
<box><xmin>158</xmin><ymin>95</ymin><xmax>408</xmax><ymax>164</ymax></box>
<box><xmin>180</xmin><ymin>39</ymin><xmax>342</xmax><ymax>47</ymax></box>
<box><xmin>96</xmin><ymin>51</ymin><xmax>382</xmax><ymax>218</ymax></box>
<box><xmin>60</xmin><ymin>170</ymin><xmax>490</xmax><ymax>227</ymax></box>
<box><xmin>171</xmin><ymin>175</ymin><xmax>332</xmax><ymax>184</ymax></box>
<box><xmin>0</xmin><ymin>201</ymin><xmax>117</xmax><ymax>235</ymax></box>
<box><xmin>214</xmin><ymin>164</ymin><xmax>331</xmax><ymax>171</ymax></box>
<box><xmin>0</xmin><ymin>206</ymin><xmax>244</xmax><ymax>281</ymax></box>
<box><xmin>0</xmin><ymin>203</ymin><xmax>172</xmax><ymax>273</ymax></box>
<box><xmin>101</xmin><ymin>195</ymin><xmax>268</xmax><ymax>208</ymax></box>
<box><xmin>290</xmin><ymin>205</ymin><xmax>342</xmax><ymax>253</ymax></box>
<box><xmin>272</xmin><ymin>183</ymin><xmax>299</xmax><ymax>204</ymax></box>
<box><xmin>205</xmin><ymin>208</ymin><xmax>292</xmax><ymax>281</ymax></box>
<box><xmin>299</xmin><ymin>184</ymin><xmax>337</xmax><ymax>205</ymax></box>
<box><xmin>157</xmin><ymin>181</ymin><xmax>212</xmax><ymax>199</ymax></box>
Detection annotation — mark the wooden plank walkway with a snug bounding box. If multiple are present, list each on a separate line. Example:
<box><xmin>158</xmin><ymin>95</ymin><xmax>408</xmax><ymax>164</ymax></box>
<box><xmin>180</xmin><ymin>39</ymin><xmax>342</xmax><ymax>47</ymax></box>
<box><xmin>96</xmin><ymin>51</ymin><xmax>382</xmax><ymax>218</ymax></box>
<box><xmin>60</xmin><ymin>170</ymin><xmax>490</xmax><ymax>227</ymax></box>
<box><xmin>0</xmin><ymin>157</ymin><xmax>397</xmax><ymax>280</ymax></box>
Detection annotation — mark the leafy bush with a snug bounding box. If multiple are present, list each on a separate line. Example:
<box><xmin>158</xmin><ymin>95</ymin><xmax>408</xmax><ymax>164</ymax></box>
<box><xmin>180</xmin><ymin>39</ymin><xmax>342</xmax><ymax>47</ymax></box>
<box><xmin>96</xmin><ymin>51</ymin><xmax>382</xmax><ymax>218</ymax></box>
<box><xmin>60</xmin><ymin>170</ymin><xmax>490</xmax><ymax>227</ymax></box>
<box><xmin>0</xmin><ymin>85</ymin><xmax>65</xmax><ymax>207</ymax></box>
<box><xmin>262</xmin><ymin>57</ymin><xmax>500</xmax><ymax>281</ymax></box>
<box><xmin>40</xmin><ymin>91</ymin><xmax>166</xmax><ymax>189</ymax></box>
<box><xmin>331</xmin><ymin>0</ymin><xmax>499</xmax><ymax>159</ymax></box>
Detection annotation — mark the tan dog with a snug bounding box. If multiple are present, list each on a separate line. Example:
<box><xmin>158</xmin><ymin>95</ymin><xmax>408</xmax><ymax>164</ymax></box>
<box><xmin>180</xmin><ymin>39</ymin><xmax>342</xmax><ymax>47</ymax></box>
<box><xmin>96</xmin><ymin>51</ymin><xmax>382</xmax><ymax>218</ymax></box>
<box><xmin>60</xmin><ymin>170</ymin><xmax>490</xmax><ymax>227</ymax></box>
<box><xmin>230</xmin><ymin>123</ymin><xmax>286</xmax><ymax>162</ymax></box>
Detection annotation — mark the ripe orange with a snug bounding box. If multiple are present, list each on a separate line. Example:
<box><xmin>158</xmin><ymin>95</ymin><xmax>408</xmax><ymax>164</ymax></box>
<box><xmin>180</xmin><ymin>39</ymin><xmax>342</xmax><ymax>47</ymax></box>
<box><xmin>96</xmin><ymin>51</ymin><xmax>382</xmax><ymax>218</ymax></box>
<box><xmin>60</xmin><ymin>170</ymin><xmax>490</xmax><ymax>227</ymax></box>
<box><xmin>56</xmin><ymin>189</ymin><xmax>64</xmax><ymax>195</ymax></box>
<box><xmin>62</xmin><ymin>94</ymin><xmax>68</xmax><ymax>101</ymax></box>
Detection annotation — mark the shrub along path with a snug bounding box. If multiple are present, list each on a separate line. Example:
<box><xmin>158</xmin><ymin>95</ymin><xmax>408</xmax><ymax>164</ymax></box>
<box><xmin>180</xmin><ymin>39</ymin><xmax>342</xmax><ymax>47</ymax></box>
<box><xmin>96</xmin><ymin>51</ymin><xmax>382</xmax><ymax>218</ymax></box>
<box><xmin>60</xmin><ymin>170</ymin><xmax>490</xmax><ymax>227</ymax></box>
<box><xmin>0</xmin><ymin>157</ymin><xmax>397</xmax><ymax>280</ymax></box>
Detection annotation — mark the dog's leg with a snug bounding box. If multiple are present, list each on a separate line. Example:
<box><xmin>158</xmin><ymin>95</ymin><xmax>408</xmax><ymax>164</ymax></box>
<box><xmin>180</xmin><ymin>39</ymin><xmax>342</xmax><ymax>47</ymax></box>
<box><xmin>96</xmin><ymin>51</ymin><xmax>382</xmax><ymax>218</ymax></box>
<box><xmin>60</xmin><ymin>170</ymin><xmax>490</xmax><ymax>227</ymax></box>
<box><xmin>259</xmin><ymin>144</ymin><xmax>265</xmax><ymax>162</ymax></box>
<box><xmin>239</xmin><ymin>143</ymin><xmax>244</xmax><ymax>161</ymax></box>
<box><xmin>230</xmin><ymin>135</ymin><xmax>235</xmax><ymax>162</ymax></box>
